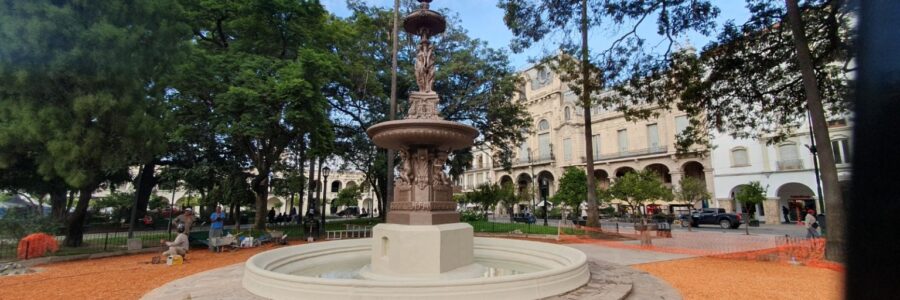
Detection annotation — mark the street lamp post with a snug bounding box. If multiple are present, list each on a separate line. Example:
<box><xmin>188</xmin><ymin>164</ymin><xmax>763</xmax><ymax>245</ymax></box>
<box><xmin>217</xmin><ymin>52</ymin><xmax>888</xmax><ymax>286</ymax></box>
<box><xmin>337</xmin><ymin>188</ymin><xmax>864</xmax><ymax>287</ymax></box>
<box><xmin>527</xmin><ymin>148</ymin><xmax>537</xmax><ymax>217</ymax></box>
<box><xmin>541</xmin><ymin>178</ymin><xmax>549</xmax><ymax>226</ymax></box>
<box><xmin>320</xmin><ymin>167</ymin><xmax>331</xmax><ymax>238</ymax></box>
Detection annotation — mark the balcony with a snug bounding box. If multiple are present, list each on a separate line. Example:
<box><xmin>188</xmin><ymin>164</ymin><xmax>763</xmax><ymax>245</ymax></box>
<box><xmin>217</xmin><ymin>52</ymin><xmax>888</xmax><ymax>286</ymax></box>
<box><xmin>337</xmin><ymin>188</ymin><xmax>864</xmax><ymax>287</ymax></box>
<box><xmin>594</xmin><ymin>146</ymin><xmax>668</xmax><ymax>162</ymax></box>
<box><xmin>777</xmin><ymin>159</ymin><xmax>804</xmax><ymax>170</ymax></box>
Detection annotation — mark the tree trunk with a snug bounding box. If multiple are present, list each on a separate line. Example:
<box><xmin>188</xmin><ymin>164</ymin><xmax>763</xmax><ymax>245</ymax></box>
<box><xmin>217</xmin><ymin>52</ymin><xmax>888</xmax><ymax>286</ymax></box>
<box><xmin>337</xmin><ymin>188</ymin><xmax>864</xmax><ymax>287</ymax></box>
<box><xmin>133</xmin><ymin>163</ymin><xmax>157</xmax><ymax>220</ymax></box>
<box><xmin>296</xmin><ymin>139</ymin><xmax>307</xmax><ymax>224</ymax></box>
<box><xmin>306</xmin><ymin>151</ymin><xmax>317</xmax><ymax>216</ymax></box>
<box><xmin>251</xmin><ymin>174</ymin><xmax>269</xmax><ymax>230</ymax></box>
<box><xmin>785</xmin><ymin>0</ymin><xmax>845</xmax><ymax>262</ymax></box>
<box><xmin>687</xmin><ymin>213</ymin><xmax>693</xmax><ymax>232</ymax></box>
<box><xmin>66</xmin><ymin>190</ymin><xmax>75</xmax><ymax>213</ymax></box>
<box><xmin>50</xmin><ymin>188</ymin><xmax>68</xmax><ymax>224</ymax></box>
<box><xmin>580</xmin><ymin>0</ymin><xmax>600</xmax><ymax>228</ymax></box>
<box><xmin>65</xmin><ymin>185</ymin><xmax>96</xmax><ymax>247</ymax></box>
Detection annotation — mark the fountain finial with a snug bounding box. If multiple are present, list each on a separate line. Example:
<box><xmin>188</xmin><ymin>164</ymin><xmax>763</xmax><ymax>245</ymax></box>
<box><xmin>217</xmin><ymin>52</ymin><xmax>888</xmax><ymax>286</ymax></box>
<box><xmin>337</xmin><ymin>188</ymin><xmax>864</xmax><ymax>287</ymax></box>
<box><xmin>403</xmin><ymin>0</ymin><xmax>444</xmax><ymax>102</ymax></box>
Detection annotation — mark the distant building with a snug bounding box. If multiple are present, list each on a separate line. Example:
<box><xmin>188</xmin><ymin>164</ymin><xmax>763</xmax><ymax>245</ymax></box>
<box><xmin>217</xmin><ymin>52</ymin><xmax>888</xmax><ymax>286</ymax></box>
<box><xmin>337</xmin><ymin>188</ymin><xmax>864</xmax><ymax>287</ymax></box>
<box><xmin>710</xmin><ymin>117</ymin><xmax>853</xmax><ymax>224</ymax></box>
<box><xmin>459</xmin><ymin>64</ymin><xmax>714</xmax><ymax>216</ymax></box>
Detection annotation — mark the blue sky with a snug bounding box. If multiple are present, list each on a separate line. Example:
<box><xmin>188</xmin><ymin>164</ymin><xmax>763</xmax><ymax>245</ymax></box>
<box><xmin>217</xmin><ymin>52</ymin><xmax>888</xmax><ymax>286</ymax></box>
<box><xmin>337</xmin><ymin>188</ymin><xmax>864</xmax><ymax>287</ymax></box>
<box><xmin>322</xmin><ymin>0</ymin><xmax>751</xmax><ymax>69</ymax></box>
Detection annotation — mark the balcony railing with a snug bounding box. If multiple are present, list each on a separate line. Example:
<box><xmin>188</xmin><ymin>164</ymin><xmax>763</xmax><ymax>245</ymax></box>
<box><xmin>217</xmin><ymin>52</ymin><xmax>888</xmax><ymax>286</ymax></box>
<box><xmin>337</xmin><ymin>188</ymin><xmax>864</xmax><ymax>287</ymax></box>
<box><xmin>777</xmin><ymin>159</ymin><xmax>804</xmax><ymax>170</ymax></box>
<box><xmin>594</xmin><ymin>146</ymin><xmax>668</xmax><ymax>161</ymax></box>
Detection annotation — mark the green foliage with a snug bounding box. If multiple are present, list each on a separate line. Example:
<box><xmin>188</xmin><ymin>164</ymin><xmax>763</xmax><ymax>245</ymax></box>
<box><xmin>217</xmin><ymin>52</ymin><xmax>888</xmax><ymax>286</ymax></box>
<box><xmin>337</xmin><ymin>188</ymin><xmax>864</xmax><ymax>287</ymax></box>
<box><xmin>674</xmin><ymin>177</ymin><xmax>710</xmax><ymax>207</ymax></box>
<box><xmin>0</xmin><ymin>0</ymin><xmax>191</xmax><ymax>246</ymax></box>
<box><xmin>550</xmin><ymin>167</ymin><xmax>588</xmax><ymax>216</ymax></box>
<box><xmin>465</xmin><ymin>183</ymin><xmax>515</xmax><ymax>217</ymax></box>
<box><xmin>93</xmin><ymin>192</ymin><xmax>135</xmax><ymax>222</ymax></box>
<box><xmin>460</xmin><ymin>210</ymin><xmax>486</xmax><ymax>222</ymax></box>
<box><xmin>735</xmin><ymin>181</ymin><xmax>768</xmax><ymax>219</ymax></box>
<box><xmin>332</xmin><ymin>185</ymin><xmax>362</xmax><ymax>209</ymax></box>
<box><xmin>149</xmin><ymin>195</ymin><xmax>168</xmax><ymax>211</ymax></box>
<box><xmin>0</xmin><ymin>209</ymin><xmax>61</xmax><ymax>239</ymax></box>
<box><xmin>605</xmin><ymin>170</ymin><xmax>673</xmax><ymax>218</ymax></box>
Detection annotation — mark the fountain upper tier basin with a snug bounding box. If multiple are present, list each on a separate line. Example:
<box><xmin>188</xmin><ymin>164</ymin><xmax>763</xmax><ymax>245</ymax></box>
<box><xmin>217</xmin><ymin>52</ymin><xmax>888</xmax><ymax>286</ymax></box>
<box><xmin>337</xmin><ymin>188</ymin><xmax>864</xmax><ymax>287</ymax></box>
<box><xmin>366</xmin><ymin>119</ymin><xmax>478</xmax><ymax>150</ymax></box>
<box><xmin>243</xmin><ymin>237</ymin><xmax>589</xmax><ymax>300</ymax></box>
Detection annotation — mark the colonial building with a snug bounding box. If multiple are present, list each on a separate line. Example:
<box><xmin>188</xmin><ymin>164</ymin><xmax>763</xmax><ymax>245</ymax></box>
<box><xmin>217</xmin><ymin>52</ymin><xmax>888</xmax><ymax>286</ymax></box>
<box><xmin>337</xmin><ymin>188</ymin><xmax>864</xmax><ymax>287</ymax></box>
<box><xmin>459</xmin><ymin>65</ymin><xmax>714</xmax><ymax>216</ymax></box>
<box><xmin>93</xmin><ymin>168</ymin><xmax>378</xmax><ymax>218</ymax></box>
<box><xmin>710</xmin><ymin>117</ymin><xmax>853</xmax><ymax>224</ymax></box>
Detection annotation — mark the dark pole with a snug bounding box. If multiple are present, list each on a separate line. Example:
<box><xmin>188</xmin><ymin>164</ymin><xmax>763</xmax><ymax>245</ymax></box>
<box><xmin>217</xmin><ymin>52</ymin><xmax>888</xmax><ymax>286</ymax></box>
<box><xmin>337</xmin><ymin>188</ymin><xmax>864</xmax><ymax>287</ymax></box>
<box><xmin>542</xmin><ymin>178</ymin><xmax>548</xmax><ymax>226</ymax></box>
<box><xmin>385</xmin><ymin>0</ymin><xmax>400</xmax><ymax>223</ymax></box>
<box><xmin>847</xmin><ymin>0</ymin><xmax>900</xmax><ymax>297</ymax></box>
<box><xmin>806</xmin><ymin>109</ymin><xmax>826</xmax><ymax>214</ymax></box>
<box><xmin>167</xmin><ymin>177</ymin><xmax>176</xmax><ymax>237</ymax></box>
<box><xmin>127</xmin><ymin>164</ymin><xmax>144</xmax><ymax>239</ymax></box>
<box><xmin>321</xmin><ymin>167</ymin><xmax>331</xmax><ymax>237</ymax></box>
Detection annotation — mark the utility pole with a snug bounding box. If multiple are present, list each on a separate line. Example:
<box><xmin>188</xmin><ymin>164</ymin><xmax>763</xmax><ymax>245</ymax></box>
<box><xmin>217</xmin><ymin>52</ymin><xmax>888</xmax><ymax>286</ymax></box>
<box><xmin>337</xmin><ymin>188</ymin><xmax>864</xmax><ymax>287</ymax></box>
<box><xmin>385</xmin><ymin>0</ymin><xmax>400</xmax><ymax>222</ymax></box>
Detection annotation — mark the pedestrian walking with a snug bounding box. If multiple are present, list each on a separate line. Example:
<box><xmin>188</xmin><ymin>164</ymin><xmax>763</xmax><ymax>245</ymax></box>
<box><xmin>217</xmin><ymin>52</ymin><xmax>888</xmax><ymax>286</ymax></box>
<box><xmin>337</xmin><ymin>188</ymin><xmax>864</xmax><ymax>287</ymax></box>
<box><xmin>209</xmin><ymin>206</ymin><xmax>225</xmax><ymax>251</ymax></box>
<box><xmin>782</xmin><ymin>205</ymin><xmax>790</xmax><ymax>223</ymax></box>
<box><xmin>805</xmin><ymin>209</ymin><xmax>820</xmax><ymax>238</ymax></box>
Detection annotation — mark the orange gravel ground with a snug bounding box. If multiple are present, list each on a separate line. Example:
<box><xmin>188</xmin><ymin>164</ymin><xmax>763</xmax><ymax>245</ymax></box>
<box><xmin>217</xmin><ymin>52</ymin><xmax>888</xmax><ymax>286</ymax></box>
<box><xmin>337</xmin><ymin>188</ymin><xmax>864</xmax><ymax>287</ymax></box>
<box><xmin>0</xmin><ymin>241</ymin><xmax>304</xmax><ymax>300</ymax></box>
<box><xmin>633</xmin><ymin>257</ymin><xmax>844</xmax><ymax>300</ymax></box>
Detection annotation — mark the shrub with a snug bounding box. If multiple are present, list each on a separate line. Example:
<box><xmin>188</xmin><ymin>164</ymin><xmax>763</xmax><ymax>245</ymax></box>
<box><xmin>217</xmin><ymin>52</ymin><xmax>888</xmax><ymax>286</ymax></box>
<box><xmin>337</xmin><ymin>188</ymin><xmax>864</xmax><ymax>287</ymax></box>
<box><xmin>460</xmin><ymin>210</ymin><xmax>486</xmax><ymax>222</ymax></box>
<box><xmin>0</xmin><ymin>209</ymin><xmax>61</xmax><ymax>239</ymax></box>
<box><xmin>18</xmin><ymin>233</ymin><xmax>59</xmax><ymax>259</ymax></box>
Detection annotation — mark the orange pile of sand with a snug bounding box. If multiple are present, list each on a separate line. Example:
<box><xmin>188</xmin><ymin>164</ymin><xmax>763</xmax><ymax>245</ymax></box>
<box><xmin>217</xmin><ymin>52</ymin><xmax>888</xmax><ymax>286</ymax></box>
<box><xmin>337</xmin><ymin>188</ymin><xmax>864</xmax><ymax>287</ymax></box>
<box><xmin>633</xmin><ymin>257</ymin><xmax>844</xmax><ymax>300</ymax></box>
<box><xmin>0</xmin><ymin>242</ymin><xmax>303</xmax><ymax>299</ymax></box>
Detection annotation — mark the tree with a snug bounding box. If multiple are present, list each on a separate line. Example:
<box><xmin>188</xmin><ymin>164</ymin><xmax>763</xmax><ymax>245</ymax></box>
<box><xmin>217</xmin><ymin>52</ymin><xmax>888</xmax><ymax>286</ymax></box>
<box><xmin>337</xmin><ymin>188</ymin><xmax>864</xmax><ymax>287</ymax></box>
<box><xmin>332</xmin><ymin>184</ymin><xmax>362</xmax><ymax>211</ymax></box>
<box><xmin>550</xmin><ymin>167</ymin><xmax>588</xmax><ymax>219</ymax></box>
<box><xmin>173</xmin><ymin>0</ymin><xmax>336</xmax><ymax>230</ymax></box>
<box><xmin>734</xmin><ymin>181</ymin><xmax>767</xmax><ymax>235</ymax></box>
<box><xmin>606</xmin><ymin>170</ymin><xmax>674</xmax><ymax>222</ymax></box>
<box><xmin>465</xmin><ymin>183</ymin><xmax>513</xmax><ymax>219</ymax></box>
<box><xmin>612</xmin><ymin>0</ymin><xmax>851</xmax><ymax>261</ymax></box>
<box><xmin>674</xmin><ymin>177</ymin><xmax>710</xmax><ymax>231</ymax></box>
<box><xmin>500</xmin><ymin>0</ymin><xmax>719</xmax><ymax>228</ymax></box>
<box><xmin>0</xmin><ymin>0</ymin><xmax>189</xmax><ymax>246</ymax></box>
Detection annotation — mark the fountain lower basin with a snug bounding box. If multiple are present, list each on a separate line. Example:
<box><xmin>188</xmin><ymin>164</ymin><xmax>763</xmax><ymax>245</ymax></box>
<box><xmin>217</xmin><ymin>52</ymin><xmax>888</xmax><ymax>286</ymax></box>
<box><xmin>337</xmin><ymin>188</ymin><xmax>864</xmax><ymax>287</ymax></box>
<box><xmin>243</xmin><ymin>237</ymin><xmax>590</xmax><ymax>300</ymax></box>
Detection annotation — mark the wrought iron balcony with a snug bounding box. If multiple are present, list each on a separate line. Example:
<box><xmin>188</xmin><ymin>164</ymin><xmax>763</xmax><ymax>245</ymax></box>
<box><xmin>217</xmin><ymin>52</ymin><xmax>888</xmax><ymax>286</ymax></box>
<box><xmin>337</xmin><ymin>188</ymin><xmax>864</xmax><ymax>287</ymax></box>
<box><xmin>777</xmin><ymin>159</ymin><xmax>804</xmax><ymax>170</ymax></box>
<box><xmin>594</xmin><ymin>146</ymin><xmax>668</xmax><ymax>162</ymax></box>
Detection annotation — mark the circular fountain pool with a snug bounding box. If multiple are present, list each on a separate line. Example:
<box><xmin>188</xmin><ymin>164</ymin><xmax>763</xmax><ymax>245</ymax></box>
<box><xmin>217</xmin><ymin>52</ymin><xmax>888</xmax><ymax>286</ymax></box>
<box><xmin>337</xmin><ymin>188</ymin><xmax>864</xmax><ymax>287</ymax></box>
<box><xmin>243</xmin><ymin>237</ymin><xmax>589</xmax><ymax>300</ymax></box>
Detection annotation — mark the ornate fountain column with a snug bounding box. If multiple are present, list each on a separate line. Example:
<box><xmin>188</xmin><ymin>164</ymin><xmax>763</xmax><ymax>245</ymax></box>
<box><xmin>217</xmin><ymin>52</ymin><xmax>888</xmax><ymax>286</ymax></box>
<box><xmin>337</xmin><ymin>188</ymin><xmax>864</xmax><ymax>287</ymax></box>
<box><xmin>367</xmin><ymin>0</ymin><xmax>476</xmax><ymax>226</ymax></box>
<box><xmin>365</xmin><ymin>0</ymin><xmax>479</xmax><ymax>276</ymax></box>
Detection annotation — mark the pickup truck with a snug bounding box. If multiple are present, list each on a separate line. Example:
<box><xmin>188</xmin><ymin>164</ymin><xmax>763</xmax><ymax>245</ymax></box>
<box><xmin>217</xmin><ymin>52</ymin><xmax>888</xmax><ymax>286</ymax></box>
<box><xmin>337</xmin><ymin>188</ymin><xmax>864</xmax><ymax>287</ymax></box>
<box><xmin>682</xmin><ymin>208</ymin><xmax>741</xmax><ymax>229</ymax></box>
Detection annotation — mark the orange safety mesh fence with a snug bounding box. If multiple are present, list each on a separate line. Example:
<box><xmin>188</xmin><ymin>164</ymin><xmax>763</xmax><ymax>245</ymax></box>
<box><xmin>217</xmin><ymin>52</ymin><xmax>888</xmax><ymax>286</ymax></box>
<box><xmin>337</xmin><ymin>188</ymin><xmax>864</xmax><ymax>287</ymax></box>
<box><xmin>17</xmin><ymin>233</ymin><xmax>60</xmax><ymax>259</ymax></box>
<box><xmin>556</xmin><ymin>224</ymin><xmax>841</xmax><ymax>271</ymax></box>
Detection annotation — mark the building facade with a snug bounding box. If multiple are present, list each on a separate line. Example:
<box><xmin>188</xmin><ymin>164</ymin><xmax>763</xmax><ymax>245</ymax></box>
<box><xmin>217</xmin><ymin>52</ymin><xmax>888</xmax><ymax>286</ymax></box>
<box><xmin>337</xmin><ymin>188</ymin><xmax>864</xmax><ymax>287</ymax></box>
<box><xmin>459</xmin><ymin>65</ymin><xmax>714</xmax><ymax>216</ymax></box>
<box><xmin>710</xmin><ymin>117</ymin><xmax>853</xmax><ymax>224</ymax></box>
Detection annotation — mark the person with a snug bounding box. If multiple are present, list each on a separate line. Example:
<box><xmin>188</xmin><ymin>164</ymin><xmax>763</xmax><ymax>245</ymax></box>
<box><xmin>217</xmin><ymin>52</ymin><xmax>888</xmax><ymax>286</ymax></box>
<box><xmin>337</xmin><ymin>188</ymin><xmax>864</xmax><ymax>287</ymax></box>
<box><xmin>782</xmin><ymin>206</ymin><xmax>791</xmax><ymax>223</ymax></box>
<box><xmin>209</xmin><ymin>206</ymin><xmax>225</xmax><ymax>250</ymax></box>
<box><xmin>268</xmin><ymin>207</ymin><xmax>276</xmax><ymax>224</ymax></box>
<box><xmin>161</xmin><ymin>224</ymin><xmax>189</xmax><ymax>258</ymax></box>
<box><xmin>143</xmin><ymin>214</ymin><xmax>155</xmax><ymax>229</ymax></box>
<box><xmin>173</xmin><ymin>208</ymin><xmax>196</xmax><ymax>234</ymax></box>
<box><xmin>805</xmin><ymin>209</ymin><xmax>820</xmax><ymax>238</ymax></box>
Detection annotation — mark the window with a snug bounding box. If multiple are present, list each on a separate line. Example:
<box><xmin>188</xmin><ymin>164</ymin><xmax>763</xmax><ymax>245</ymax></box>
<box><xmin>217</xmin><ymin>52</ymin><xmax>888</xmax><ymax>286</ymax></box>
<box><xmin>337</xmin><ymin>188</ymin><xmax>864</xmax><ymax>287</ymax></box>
<box><xmin>563</xmin><ymin>138</ymin><xmax>572</xmax><ymax>162</ymax></box>
<box><xmin>675</xmin><ymin>116</ymin><xmax>689</xmax><ymax>134</ymax></box>
<box><xmin>564</xmin><ymin>107</ymin><xmax>571</xmax><ymax>121</ymax></box>
<box><xmin>476</xmin><ymin>173</ymin><xmax>484</xmax><ymax>186</ymax></box>
<box><xmin>467</xmin><ymin>174</ymin><xmax>474</xmax><ymax>189</ymax></box>
<box><xmin>617</xmin><ymin>129</ymin><xmax>628</xmax><ymax>153</ymax></box>
<box><xmin>731</xmin><ymin>147</ymin><xmax>749</xmax><ymax>167</ymax></box>
<box><xmin>538</xmin><ymin>119</ymin><xmax>550</xmax><ymax>131</ymax></box>
<box><xmin>538</xmin><ymin>133</ymin><xmax>551</xmax><ymax>160</ymax></box>
<box><xmin>475</xmin><ymin>155</ymin><xmax>483</xmax><ymax>169</ymax></box>
<box><xmin>828</xmin><ymin>118</ymin><xmax>848</xmax><ymax>127</ymax></box>
<box><xmin>331</xmin><ymin>181</ymin><xmax>341</xmax><ymax>193</ymax></box>
<box><xmin>591</xmin><ymin>134</ymin><xmax>601</xmax><ymax>160</ymax></box>
<box><xmin>646</xmin><ymin>124</ymin><xmax>660</xmax><ymax>150</ymax></box>
<box><xmin>777</xmin><ymin>143</ymin><xmax>802</xmax><ymax>170</ymax></box>
<box><xmin>832</xmin><ymin>138</ymin><xmax>851</xmax><ymax>164</ymax></box>
<box><xmin>519</xmin><ymin>141</ymin><xmax>529</xmax><ymax>163</ymax></box>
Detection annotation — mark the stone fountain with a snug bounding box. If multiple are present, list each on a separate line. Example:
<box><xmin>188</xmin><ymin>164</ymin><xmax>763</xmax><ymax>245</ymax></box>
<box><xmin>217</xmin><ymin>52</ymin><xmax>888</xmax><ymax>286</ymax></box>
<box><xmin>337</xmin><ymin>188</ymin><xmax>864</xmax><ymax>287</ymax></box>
<box><xmin>242</xmin><ymin>1</ymin><xmax>590</xmax><ymax>298</ymax></box>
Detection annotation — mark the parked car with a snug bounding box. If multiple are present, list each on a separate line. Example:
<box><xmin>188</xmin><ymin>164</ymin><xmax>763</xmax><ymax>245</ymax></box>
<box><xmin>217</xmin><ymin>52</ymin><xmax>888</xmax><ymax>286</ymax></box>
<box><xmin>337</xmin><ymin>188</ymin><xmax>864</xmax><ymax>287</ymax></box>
<box><xmin>681</xmin><ymin>208</ymin><xmax>741</xmax><ymax>229</ymax></box>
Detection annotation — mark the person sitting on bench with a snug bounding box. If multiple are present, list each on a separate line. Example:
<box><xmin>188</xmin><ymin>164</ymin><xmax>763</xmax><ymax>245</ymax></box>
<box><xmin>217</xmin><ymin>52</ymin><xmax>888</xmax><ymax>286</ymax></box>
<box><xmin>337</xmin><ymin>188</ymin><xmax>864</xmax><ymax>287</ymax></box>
<box><xmin>161</xmin><ymin>224</ymin><xmax>189</xmax><ymax>258</ymax></box>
